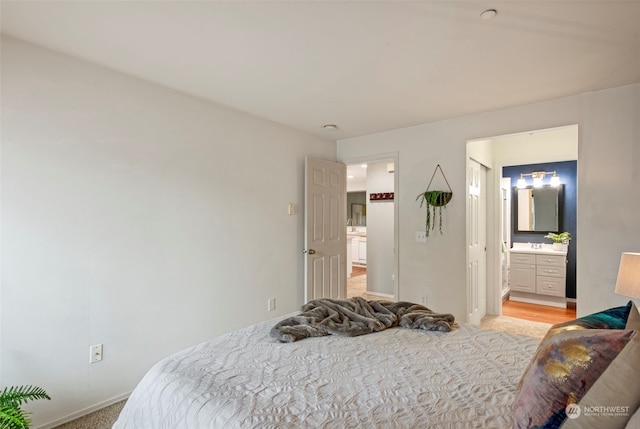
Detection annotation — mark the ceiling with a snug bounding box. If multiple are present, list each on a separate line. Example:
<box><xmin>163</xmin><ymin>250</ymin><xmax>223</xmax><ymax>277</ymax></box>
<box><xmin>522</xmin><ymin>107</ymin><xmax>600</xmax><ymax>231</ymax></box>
<box><xmin>347</xmin><ymin>163</ymin><xmax>368</xmax><ymax>191</ymax></box>
<box><xmin>2</xmin><ymin>1</ymin><xmax>639</xmax><ymax>140</ymax></box>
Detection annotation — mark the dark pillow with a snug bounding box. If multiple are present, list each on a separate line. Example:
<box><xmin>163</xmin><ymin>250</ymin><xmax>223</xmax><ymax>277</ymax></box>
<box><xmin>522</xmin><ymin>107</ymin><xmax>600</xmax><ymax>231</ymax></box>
<box><xmin>514</xmin><ymin>302</ymin><xmax>640</xmax><ymax>429</ymax></box>
<box><xmin>552</xmin><ymin>301</ymin><xmax>633</xmax><ymax>331</ymax></box>
<box><xmin>518</xmin><ymin>302</ymin><xmax>635</xmax><ymax>386</ymax></box>
<box><xmin>513</xmin><ymin>328</ymin><xmax>640</xmax><ymax>429</ymax></box>
<box><xmin>626</xmin><ymin>301</ymin><xmax>640</xmax><ymax>330</ymax></box>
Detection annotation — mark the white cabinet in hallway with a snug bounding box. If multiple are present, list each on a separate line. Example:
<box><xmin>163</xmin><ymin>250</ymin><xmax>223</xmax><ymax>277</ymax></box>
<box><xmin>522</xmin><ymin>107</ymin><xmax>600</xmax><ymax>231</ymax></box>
<box><xmin>347</xmin><ymin>237</ymin><xmax>353</xmax><ymax>278</ymax></box>
<box><xmin>351</xmin><ymin>237</ymin><xmax>359</xmax><ymax>263</ymax></box>
<box><xmin>349</xmin><ymin>235</ymin><xmax>366</xmax><ymax>265</ymax></box>
<box><xmin>358</xmin><ymin>239</ymin><xmax>367</xmax><ymax>264</ymax></box>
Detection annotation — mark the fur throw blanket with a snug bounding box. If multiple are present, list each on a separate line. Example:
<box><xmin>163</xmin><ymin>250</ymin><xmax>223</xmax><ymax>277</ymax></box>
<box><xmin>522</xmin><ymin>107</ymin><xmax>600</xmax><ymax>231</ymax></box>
<box><xmin>270</xmin><ymin>297</ymin><xmax>456</xmax><ymax>343</ymax></box>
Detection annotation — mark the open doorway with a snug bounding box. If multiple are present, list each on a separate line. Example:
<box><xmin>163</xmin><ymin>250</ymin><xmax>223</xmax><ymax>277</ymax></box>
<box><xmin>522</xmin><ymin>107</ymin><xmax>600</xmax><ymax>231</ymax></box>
<box><xmin>345</xmin><ymin>156</ymin><xmax>397</xmax><ymax>301</ymax></box>
<box><xmin>466</xmin><ymin>125</ymin><xmax>578</xmax><ymax>325</ymax></box>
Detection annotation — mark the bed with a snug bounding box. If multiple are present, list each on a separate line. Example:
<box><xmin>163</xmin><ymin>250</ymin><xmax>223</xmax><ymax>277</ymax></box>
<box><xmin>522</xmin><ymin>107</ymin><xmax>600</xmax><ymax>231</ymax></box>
<box><xmin>113</xmin><ymin>304</ymin><xmax>540</xmax><ymax>428</ymax></box>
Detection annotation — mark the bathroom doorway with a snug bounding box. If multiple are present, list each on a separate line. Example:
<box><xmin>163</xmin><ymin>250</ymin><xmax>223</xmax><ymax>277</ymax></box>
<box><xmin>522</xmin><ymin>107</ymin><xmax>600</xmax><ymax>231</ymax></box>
<box><xmin>344</xmin><ymin>154</ymin><xmax>398</xmax><ymax>301</ymax></box>
<box><xmin>466</xmin><ymin>125</ymin><xmax>578</xmax><ymax>321</ymax></box>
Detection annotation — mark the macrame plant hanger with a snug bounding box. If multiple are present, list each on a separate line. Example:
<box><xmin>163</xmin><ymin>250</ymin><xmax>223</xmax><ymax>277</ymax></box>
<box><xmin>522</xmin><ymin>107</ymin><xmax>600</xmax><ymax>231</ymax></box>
<box><xmin>416</xmin><ymin>164</ymin><xmax>453</xmax><ymax>237</ymax></box>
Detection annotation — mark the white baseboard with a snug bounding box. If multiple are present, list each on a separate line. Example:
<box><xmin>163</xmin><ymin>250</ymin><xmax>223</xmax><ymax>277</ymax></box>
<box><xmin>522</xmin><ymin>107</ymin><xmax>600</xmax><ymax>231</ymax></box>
<box><xmin>37</xmin><ymin>392</ymin><xmax>130</xmax><ymax>429</ymax></box>
<box><xmin>365</xmin><ymin>291</ymin><xmax>394</xmax><ymax>299</ymax></box>
<box><xmin>509</xmin><ymin>292</ymin><xmax>566</xmax><ymax>309</ymax></box>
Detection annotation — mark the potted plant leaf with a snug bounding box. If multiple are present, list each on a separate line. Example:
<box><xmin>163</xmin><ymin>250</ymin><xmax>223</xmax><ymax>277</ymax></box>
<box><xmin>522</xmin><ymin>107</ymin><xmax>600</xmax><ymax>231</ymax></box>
<box><xmin>0</xmin><ymin>385</ymin><xmax>50</xmax><ymax>429</ymax></box>
<box><xmin>416</xmin><ymin>164</ymin><xmax>453</xmax><ymax>237</ymax></box>
<box><xmin>545</xmin><ymin>231</ymin><xmax>571</xmax><ymax>250</ymax></box>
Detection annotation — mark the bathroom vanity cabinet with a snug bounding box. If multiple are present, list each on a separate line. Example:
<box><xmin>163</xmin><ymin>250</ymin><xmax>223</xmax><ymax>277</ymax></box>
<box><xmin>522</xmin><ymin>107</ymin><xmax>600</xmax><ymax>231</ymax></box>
<box><xmin>508</xmin><ymin>244</ymin><xmax>567</xmax><ymax>308</ymax></box>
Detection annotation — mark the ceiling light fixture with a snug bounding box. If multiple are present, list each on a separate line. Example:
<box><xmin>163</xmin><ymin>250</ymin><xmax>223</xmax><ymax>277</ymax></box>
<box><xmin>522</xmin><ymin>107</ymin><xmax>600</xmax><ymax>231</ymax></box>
<box><xmin>323</xmin><ymin>124</ymin><xmax>338</xmax><ymax>131</ymax></box>
<box><xmin>480</xmin><ymin>9</ymin><xmax>497</xmax><ymax>20</ymax></box>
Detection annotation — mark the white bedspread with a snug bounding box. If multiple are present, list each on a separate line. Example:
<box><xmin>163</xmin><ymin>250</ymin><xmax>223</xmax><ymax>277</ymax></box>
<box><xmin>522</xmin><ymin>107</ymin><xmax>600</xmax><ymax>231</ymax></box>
<box><xmin>114</xmin><ymin>316</ymin><xmax>539</xmax><ymax>428</ymax></box>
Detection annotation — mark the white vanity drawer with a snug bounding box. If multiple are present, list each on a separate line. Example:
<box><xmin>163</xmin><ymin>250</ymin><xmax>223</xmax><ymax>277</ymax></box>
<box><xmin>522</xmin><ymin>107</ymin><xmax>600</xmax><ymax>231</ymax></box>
<box><xmin>510</xmin><ymin>253</ymin><xmax>536</xmax><ymax>264</ymax></box>
<box><xmin>537</xmin><ymin>276</ymin><xmax>565</xmax><ymax>297</ymax></box>
<box><xmin>536</xmin><ymin>255</ymin><xmax>566</xmax><ymax>267</ymax></box>
<box><xmin>536</xmin><ymin>265</ymin><xmax>565</xmax><ymax>278</ymax></box>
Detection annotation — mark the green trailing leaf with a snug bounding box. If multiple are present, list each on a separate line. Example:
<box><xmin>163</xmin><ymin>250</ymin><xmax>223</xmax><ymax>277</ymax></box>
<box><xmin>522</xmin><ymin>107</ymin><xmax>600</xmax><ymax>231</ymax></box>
<box><xmin>0</xmin><ymin>386</ymin><xmax>50</xmax><ymax>429</ymax></box>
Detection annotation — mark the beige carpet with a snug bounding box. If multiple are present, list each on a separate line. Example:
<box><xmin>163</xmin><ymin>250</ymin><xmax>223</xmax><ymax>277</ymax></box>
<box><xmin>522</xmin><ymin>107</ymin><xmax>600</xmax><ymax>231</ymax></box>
<box><xmin>52</xmin><ymin>400</ymin><xmax>125</xmax><ymax>429</ymax></box>
<box><xmin>480</xmin><ymin>314</ymin><xmax>551</xmax><ymax>338</ymax></box>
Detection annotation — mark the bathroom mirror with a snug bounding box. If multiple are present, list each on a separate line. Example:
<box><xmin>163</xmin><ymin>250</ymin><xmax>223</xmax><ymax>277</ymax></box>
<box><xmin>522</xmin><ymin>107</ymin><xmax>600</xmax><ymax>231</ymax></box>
<box><xmin>347</xmin><ymin>191</ymin><xmax>367</xmax><ymax>226</ymax></box>
<box><xmin>513</xmin><ymin>185</ymin><xmax>564</xmax><ymax>233</ymax></box>
<box><xmin>351</xmin><ymin>203</ymin><xmax>366</xmax><ymax>226</ymax></box>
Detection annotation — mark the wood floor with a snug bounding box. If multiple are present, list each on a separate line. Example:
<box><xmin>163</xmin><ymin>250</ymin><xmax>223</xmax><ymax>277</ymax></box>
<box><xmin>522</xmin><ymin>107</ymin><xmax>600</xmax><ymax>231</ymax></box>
<box><xmin>349</xmin><ymin>269</ymin><xmax>576</xmax><ymax>326</ymax></box>
<box><xmin>502</xmin><ymin>299</ymin><xmax>577</xmax><ymax>325</ymax></box>
<box><xmin>351</xmin><ymin>266</ymin><xmax>366</xmax><ymax>277</ymax></box>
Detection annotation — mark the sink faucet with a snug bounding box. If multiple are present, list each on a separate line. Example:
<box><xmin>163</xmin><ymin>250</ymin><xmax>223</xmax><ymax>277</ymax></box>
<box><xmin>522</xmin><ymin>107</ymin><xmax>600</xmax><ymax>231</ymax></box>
<box><xmin>346</xmin><ymin>219</ymin><xmax>355</xmax><ymax>232</ymax></box>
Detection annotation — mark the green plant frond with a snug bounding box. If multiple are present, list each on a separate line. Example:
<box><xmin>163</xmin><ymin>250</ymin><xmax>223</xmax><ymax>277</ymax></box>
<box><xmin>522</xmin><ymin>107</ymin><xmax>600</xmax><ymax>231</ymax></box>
<box><xmin>544</xmin><ymin>232</ymin><xmax>571</xmax><ymax>243</ymax></box>
<box><xmin>0</xmin><ymin>405</ymin><xmax>31</xmax><ymax>429</ymax></box>
<box><xmin>0</xmin><ymin>386</ymin><xmax>50</xmax><ymax>408</ymax></box>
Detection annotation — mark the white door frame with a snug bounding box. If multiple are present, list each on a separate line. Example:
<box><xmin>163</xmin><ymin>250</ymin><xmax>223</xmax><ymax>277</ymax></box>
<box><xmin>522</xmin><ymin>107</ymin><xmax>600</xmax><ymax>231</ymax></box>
<box><xmin>340</xmin><ymin>152</ymin><xmax>399</xmax><ymax>299</ymax></box>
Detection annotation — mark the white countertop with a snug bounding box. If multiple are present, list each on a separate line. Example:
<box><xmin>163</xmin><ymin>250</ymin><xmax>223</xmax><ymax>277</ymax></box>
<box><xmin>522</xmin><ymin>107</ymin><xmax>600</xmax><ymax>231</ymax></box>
<box><xmin>510</xmin><ymin>242</ymin><xmax>567</xmax><ymax>256</ymax></box>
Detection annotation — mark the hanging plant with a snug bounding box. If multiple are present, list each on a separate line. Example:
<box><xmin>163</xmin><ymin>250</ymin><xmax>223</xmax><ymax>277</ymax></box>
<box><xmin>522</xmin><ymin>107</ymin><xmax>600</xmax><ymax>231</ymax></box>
<box><xmin>416</xmin><ymin>164</ymin><xmax>453</xmax><ymax>237</ymax></box>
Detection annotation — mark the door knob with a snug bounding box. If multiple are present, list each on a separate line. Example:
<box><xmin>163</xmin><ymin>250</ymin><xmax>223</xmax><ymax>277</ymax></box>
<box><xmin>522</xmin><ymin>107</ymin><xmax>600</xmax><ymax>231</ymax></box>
<box><xmin>303</xmin><ymin>249</ymin><xmax>316</xmax><ymax>254</ymax></box>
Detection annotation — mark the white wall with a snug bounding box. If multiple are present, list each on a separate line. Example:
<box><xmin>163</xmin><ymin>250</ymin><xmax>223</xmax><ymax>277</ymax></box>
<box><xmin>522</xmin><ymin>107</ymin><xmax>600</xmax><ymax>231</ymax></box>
<box><xmin>488</xmin><ymin>125</ymin><xmax>578</xmax><ymax>165</ymax></box>
<box><xmin>0</xmin><ymin>36</ymin><xmax>336</xmax><ymax>427</ymax></box>
<box><xmin>338</xmin><ymin>83</ymin><xmax>640</xmax><ymax>321</ymax></box>
<box><xmin>365</xmin><ymin>161</ymin><xmax>394</xmax><ymax>296</ymax></box>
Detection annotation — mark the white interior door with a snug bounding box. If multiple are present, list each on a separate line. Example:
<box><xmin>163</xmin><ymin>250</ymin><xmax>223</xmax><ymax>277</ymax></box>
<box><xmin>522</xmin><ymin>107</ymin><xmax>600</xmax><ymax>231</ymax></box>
<box><xmin>304</xmin><ymin>157</ymin><xmax>347</xmax><ymax>302</ymax></box>
<box><xmin>467</xmin><ymin>158</ymin><xmax>487</xmax><ymax>325</ymax></box>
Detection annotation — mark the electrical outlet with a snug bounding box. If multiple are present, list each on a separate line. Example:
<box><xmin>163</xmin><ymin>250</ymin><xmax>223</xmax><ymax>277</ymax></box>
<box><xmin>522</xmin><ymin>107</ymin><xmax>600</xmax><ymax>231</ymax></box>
<box><xmin>90</xmin><ymin>344</ymin><xmax>103</xmax><ymax>364</ymax></box>
<box><xmin>268</xmin><ymin>297</ymin><xmax>276</xmax><ymax>312</ymax></box>
<box><xmin>415</xmin><ymin>231</ymin><xmax>427</xmax><ymax>243</ymax></box>
<box><xmin>421</xmin><ymin>295</ymin><xmax>428</xmax><ymax>306</ymax></box>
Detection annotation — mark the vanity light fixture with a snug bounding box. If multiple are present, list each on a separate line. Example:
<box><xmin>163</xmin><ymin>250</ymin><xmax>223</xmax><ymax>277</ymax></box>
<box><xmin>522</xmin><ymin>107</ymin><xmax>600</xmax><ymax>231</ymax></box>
<box><xmin>516</xmin><ymin>171</ymin><xmax>561</xmax><ymax>188</ymax></box>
